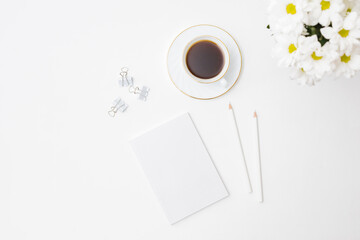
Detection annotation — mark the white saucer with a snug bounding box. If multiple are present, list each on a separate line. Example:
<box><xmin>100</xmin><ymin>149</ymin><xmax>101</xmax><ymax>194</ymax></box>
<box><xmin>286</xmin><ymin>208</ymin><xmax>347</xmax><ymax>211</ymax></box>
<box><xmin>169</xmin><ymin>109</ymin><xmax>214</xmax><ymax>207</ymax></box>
<box><xmin>167</xmin><ymin>24</ymin><xmax>242</xmax><ymax>100</ymax></box>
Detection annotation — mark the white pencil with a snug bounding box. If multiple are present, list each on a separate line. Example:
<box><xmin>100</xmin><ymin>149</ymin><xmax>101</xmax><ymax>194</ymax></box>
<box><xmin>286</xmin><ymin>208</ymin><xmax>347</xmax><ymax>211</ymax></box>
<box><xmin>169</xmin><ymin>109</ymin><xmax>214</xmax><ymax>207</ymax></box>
<box><xmin>254</xmin><ymin>111</ymin><xmax>263</xmax><ymax>203</ymax></box>
<box><xmin>229</xmin><ymin>103</ymin><xmax>252</xmax><ymax>193</ymax></box>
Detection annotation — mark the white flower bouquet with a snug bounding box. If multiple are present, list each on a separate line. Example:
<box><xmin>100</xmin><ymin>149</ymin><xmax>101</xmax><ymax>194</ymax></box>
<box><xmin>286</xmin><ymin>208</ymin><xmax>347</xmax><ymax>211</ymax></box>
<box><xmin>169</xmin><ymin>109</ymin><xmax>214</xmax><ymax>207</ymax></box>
<box><xmin>268</xmin><ymin>0</ymin><xmax>360</xmax><ymax>85</ymax></box>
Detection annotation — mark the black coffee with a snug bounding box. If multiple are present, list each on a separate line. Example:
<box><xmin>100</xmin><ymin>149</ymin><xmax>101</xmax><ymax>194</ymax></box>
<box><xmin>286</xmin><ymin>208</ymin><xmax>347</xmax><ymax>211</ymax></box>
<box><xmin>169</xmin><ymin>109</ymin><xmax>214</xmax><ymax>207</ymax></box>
<box><xmin>186</xmin><ymin>40</ymin><xmax>224</xmax><ymax>79</ymax></box>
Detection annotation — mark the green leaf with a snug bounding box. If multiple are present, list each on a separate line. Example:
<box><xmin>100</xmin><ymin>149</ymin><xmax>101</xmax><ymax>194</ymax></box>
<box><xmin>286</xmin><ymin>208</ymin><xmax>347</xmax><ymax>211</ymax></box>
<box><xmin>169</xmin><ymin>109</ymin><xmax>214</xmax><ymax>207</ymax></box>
<box><xmin>304</xmin><ymin>24</ymin><xmax>329</xmax><ymax>47</ymax></box>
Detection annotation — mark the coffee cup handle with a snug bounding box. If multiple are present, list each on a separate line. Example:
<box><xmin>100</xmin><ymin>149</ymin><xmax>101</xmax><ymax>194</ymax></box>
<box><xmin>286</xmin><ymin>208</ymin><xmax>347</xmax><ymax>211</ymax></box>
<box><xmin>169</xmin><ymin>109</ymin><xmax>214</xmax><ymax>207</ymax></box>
<box><xmin>219</xmin><ymin>78</ymin><xmax>228</xmax><ymax>88</ymax></box>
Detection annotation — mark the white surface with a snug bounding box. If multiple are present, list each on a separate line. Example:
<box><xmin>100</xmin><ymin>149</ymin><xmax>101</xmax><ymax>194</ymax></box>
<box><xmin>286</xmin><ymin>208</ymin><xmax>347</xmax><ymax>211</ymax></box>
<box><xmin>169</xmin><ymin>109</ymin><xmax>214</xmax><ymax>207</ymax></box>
<box><xmin>1</xmin><ymin>0</ymin><xmax>360</xmax><ymax>239</ymax></box>
<box><xmin>229</xmin><ymin>106</ymin><xmax>253</xmax><ymax>193</ymax></box>
<box><xmin>167</xmin><ymin>24</ymin><xmax>241</xmax><ymax>99</ymax></box>
<box><xmin>130</xmin><ymin>113</ymin><xmax>228</xmax><ymax>224</ymax></box>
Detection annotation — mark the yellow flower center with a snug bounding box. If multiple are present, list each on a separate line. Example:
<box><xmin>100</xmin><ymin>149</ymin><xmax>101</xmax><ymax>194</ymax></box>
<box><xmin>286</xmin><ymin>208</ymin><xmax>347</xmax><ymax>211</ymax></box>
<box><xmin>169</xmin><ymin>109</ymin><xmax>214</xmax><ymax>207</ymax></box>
<box><xmin>286</xmin><ymin>3</ymin><xmax>297</xmax><ymax>15</ymax></box>
<box><xmin>288</xmin><ymin>44</ymin><xmax>297</xmax><ymax>53</ymax></box>
<box><xmin>321</xmin><ymin>0</ymin><xmax>331</xmax><ymax>10</ymax></box>
<box><xmin>347</xmin><ymin>8</ymin><xmax>352</xmax><ymax>13</ymax></box>
<box><xmin>311</xmin><ymin>52</ymin><xmax>323</xmax><ymax>60</ymax></box>
<box><xmin>338</xmin><ymin>29</ymin><xmax>350</xmax><ymax>38</ymax></box>
<box><xmin>341</xmin><ymin>54</ymin><xmax>351</xmax><ymax>63</ymax></box>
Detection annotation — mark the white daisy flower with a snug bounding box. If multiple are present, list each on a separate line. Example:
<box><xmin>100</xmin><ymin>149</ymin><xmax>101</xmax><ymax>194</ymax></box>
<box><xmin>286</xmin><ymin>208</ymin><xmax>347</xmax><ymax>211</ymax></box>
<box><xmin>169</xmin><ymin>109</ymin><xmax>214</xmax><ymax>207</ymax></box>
<box><xmin>321</xmin><ymin>12</ymin><xmax>360</xmax><ymax>54</ymax></box>
<box><xmin>273</xmin><ymin>34</ymin><xmax>302</xmax><ymax>67</ymax></box>
<box><xmin>290</xmin><ymin>67</ymin><xmax>319</xmax><ymax>86</ymax></box>
<box><xmin>268</xmin><ymin>0</ymin><xmax>309</xmax><ymax>35</ymax></box>
<box><xmin>334</xmin><ymin>47</ymin><xmax>360</xmax><ymax>77</ymax></box>
<box><xmin>297</xmin><ymin>35</ymin><xmax>338</xmax><ymax>79</ymax></box>
<box><xmin>268</xmin><ymin>0</ymin><xmax>360</xmax><ymax>85</ymax></box>
<box><xmin>344</xmin><ymin>0</ymin><xmax>360</xmax><ymax>15</ymax></box>
<box><xmin>308</xmin><ymin>0</ymin><xmax>345</xmax><ymax>26</ymax></box>
<box><xmin>307</xmin><ymin>1</ymin><xmax>322</xmax><ymax>26</ymax></box>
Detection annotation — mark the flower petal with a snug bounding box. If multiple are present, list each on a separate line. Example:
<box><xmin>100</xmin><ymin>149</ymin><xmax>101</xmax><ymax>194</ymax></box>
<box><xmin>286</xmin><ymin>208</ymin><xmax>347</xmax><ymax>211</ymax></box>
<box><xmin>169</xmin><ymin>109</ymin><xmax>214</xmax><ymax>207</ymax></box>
<box><xmin>350</xmin><ymin>29</ymin><xmax>360</xmax><ymax>38</ymax></box>
<box><xmin>349</xmin><ymin>55</ymin><xmax>360</xmax><ymax>70</ymax></box>
<box><xmin>330</xmin><ymin>13</ymin><xmax>343</xmax><ymax>29</ymax></box>
<box><xmin>321</xmin><ymin>27</ymin><xmax>336</xmax><ymax>39</ymax></box>
<box><xmin>319</xmin><ymin>11</ymin><xmax>331</xmax><ymax>27</ymax></box>
<box><xmin>344</xmin><ymin>12</ymin><xmax>358</xmax><ymax>30</ymax></box>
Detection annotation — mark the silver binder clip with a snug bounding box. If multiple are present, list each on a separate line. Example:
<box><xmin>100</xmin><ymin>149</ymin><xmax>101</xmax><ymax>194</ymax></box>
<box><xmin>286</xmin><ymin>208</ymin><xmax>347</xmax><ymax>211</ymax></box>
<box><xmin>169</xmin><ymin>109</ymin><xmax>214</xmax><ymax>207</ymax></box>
<box><xmin>118</xmin><ymin>67</ymin><xmax>133</xmax><ymax>87</ymax></box>
<box><xmin>129</xmin><ymin>85</ymin><xmax>150</xmax><ymax>101</ymax></box>
<box><xmin>108</xmin><ymin>97</ymin><xmax>128</xmax><ymax>117</ymax></box>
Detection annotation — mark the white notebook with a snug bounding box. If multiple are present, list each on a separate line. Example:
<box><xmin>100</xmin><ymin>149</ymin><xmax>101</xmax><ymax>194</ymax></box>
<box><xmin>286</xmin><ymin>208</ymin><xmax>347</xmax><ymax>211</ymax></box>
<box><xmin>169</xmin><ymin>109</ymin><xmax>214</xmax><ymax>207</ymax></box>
<box><xmin>130</xmin><ymin>113</ymin><xmax>228</xmax><ymax>224</ymax></box>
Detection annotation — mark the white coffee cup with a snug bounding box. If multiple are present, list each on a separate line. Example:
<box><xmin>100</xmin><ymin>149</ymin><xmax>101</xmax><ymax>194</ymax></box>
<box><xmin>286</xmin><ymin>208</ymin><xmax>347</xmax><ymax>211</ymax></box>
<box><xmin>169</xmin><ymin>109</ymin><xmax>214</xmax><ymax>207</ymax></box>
<box><xmin>183</xmin><ymin>35</ymin><xmax>230</xmax><ymax>84</ymax></box>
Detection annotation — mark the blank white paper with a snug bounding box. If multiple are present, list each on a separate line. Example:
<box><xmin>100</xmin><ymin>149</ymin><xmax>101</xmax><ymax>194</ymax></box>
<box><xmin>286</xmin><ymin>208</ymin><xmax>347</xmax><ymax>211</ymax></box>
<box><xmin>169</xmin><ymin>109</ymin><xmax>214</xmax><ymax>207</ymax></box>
<box><xmin>130</xmin><ymin>113</ymin><xmax>228</xmax><ymax>224</ymax></box>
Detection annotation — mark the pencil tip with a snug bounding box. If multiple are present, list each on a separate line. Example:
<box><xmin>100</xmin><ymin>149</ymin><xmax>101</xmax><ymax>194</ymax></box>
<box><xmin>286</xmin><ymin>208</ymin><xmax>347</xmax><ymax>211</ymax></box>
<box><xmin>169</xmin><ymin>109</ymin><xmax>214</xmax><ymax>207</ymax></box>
<box><xmin>254</xmin><ymin>111</ymin><xmax>257</xmax><ymax>118</ymax></box>
<box><xmin>229</xmin><ymin>103</ymin><xmax>232</xmax><ymax>110</ymax></box>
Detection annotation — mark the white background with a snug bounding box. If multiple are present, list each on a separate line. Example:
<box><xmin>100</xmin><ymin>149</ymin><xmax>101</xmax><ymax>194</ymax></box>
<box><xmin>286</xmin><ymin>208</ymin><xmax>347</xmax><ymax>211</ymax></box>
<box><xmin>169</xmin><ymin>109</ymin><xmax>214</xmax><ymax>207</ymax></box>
<box><xmin>1</xmin><ymin>0</ymin><xmax>360</xmax><ymax>239</ymax></box>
